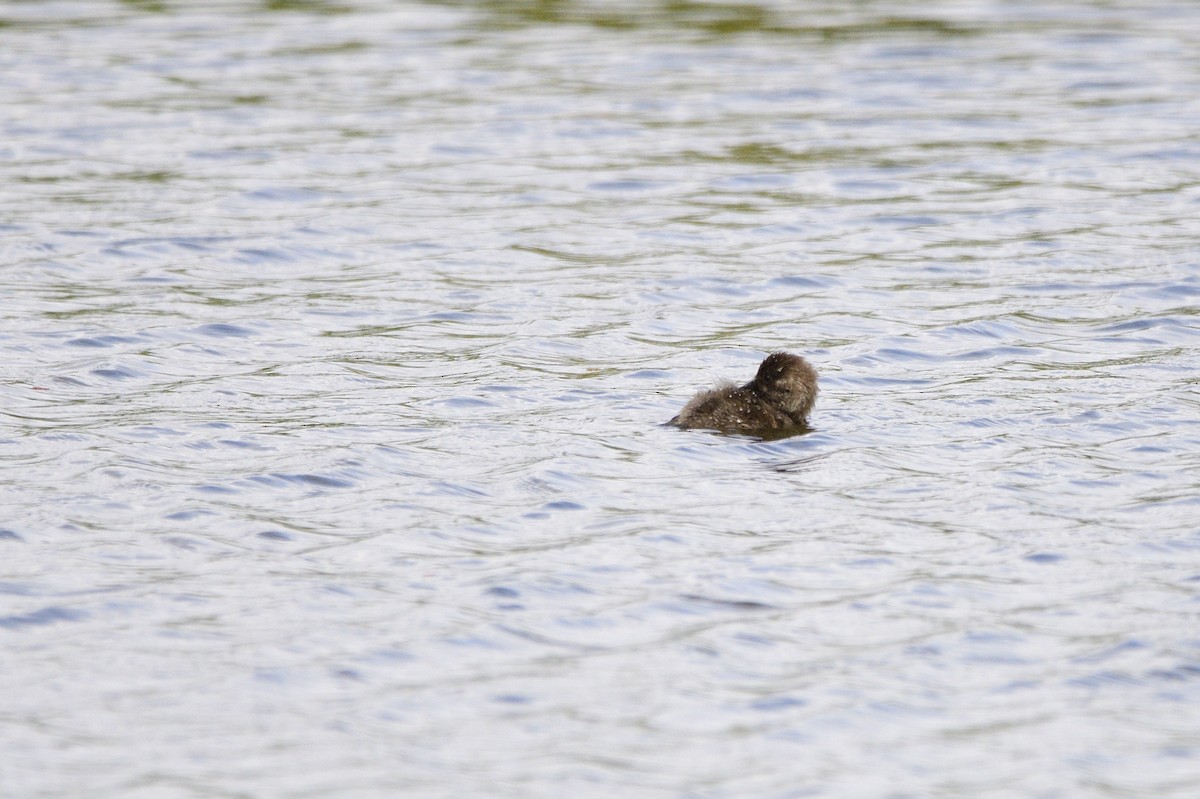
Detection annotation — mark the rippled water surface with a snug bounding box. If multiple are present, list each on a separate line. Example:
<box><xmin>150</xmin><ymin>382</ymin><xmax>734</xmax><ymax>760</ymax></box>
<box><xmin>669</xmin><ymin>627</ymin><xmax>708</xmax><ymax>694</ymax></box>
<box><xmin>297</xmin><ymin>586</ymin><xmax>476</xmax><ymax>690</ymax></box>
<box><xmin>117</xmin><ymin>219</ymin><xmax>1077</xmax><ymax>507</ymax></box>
<box><xmin>4</xmin><ymin>1</ymin><xmax>1200</xmax><ymax>797</ymax></box>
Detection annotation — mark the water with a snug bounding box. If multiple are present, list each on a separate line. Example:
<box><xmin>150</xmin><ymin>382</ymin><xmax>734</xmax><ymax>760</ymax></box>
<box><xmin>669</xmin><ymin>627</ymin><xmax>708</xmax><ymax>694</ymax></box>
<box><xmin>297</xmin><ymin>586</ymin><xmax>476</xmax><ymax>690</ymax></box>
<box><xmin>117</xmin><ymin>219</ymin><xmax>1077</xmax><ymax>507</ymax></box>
<box><xmin>3</xmin><ymin>1</ymin><xmax>1200</xmax><ymax>796</ymax></box>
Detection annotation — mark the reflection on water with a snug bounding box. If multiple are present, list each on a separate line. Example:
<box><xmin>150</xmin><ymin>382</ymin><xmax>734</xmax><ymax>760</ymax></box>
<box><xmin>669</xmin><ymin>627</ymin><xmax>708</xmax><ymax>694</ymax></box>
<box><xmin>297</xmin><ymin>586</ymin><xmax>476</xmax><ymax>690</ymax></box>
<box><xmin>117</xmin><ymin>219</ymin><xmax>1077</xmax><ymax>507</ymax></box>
<box><xmin>447</xmin><ymin>0</ymin><xmax>982</xmax><ymax>36</ymax></box>
<box><xmin>3</xmin><ymin>1</ymin><xmax>1200</xmax><ymax>797</ymax></box>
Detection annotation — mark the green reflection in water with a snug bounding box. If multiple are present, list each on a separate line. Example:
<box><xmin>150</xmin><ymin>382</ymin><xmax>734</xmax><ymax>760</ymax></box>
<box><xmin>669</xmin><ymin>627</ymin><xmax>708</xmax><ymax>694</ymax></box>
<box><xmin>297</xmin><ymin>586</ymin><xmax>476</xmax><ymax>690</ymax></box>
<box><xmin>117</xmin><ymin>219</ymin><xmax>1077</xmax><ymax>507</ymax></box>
<box><xmin>431</xmin><ymin>0</ymin><xmax>980</xmax><ymax>37</ymax></box>
<box><xmin>117</xmin><ymin>0</ymin><xmax>352</xmax><ymax>13</ymax></box>
<box><xmin>120</xmin><ymin>0</ymin><xmax>170</xmax><ymax>12</ymax></box>
<box><xmin>262</xmin><ymin>0</ymin><xmax>353</xmax><ymax>13</ymax></box>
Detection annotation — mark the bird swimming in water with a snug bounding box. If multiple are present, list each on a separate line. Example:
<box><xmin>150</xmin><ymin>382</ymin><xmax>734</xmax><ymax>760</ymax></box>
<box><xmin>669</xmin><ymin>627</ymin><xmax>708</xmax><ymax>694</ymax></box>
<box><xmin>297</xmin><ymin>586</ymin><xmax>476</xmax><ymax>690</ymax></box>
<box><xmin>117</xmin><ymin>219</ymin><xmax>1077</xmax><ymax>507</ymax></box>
<box><xmin>669</xmin><ymin>352</ymin><xmax>818</xmax><ymax>434</ymax></box>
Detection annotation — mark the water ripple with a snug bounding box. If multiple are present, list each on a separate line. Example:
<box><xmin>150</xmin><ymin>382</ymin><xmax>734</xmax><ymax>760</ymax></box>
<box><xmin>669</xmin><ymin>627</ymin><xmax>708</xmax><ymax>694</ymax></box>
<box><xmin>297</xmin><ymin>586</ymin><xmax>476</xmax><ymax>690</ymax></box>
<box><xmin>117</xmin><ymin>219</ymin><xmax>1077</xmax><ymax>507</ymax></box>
<box><xmin>3</xmin><ymin>2</ymin><xmax>1200</xmax><ymax>798</ymax></box>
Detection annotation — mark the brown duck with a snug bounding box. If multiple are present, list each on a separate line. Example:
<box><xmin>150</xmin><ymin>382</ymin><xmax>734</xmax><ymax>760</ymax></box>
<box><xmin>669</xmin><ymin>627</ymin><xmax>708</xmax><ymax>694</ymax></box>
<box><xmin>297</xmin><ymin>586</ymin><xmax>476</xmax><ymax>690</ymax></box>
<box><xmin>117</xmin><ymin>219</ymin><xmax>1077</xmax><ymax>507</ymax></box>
<box><xmin>669</xmin><ymin>352</ymin><xmax>818</xmax><ymax>434</ymax></box>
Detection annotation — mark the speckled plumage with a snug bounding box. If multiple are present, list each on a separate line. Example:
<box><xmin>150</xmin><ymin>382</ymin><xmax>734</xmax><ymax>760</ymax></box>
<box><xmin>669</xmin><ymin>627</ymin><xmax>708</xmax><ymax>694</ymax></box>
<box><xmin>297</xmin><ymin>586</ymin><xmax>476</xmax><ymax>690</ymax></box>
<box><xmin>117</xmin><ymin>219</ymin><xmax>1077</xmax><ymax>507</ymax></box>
<box><xmin>669</xmin><ymin>352</ymin><xmax>818</xmax><ymax>433</ymax></box>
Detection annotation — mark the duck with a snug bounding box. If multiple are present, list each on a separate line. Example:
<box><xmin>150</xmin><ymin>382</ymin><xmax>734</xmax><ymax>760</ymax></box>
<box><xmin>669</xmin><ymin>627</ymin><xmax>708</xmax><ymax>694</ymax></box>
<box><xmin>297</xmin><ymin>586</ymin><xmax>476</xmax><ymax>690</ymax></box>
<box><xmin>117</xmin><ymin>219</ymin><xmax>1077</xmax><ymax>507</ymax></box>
<box><xmin>669</xmin><ymin>352</ymin><xmax>818</xmax><ymax>434</ymax></box>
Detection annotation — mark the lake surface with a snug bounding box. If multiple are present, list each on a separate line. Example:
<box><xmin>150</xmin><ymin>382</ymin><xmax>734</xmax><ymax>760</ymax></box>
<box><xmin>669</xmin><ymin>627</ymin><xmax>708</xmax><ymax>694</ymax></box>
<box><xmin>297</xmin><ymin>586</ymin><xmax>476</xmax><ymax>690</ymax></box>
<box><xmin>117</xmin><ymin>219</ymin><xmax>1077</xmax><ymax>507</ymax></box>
<box><xmin>3</xmin><ymin>1</ymin><xmax>1200</xmax><ymax>797</ymax></box>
